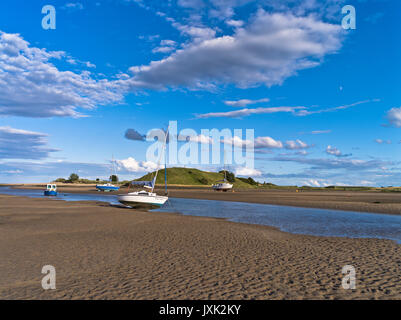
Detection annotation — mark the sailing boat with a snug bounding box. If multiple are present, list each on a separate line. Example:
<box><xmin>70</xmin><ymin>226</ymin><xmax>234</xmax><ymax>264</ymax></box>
<box><xmin>212</xmin><ymin>152</ymin><xmax>233</xmax><ymax>192</ymax></box>
<box><xmin>96</xmin><ymin>156</ymin><xmax>120</xmax><ymax>192</ymax></box>
<box><xmin>117</xmin><ymin>128</ymin><xmax>169</xmax><ymax>209</ymax></box>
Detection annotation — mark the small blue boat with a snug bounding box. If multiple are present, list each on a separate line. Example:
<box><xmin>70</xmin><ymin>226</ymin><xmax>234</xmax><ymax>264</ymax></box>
<box><xmin>96</xmin><ymin>156</ymin><xmax>120</xmax><ymax>192</ymax></box>
<box><xmin>96</xmin><ymin>183</ymin><xmax>120</xmax><ymax>192</ymax></box>
<box><xmin>44</xmin><ymin>184</ymin><xmax>58</xmax><ymax>196</ymax></box>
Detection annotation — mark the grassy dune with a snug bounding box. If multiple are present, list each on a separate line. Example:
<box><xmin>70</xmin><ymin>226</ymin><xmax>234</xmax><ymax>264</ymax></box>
<box><xmin>136</xmin><ymin>167</ymin><xmax>254</xmax><ymax>188</ymax></box>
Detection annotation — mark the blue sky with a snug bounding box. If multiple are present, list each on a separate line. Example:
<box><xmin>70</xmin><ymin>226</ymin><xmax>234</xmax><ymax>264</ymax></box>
<box><xmin>0</xmin><ymin>0</ymin><xmax>400</xmax><ymax>186</ymax></box>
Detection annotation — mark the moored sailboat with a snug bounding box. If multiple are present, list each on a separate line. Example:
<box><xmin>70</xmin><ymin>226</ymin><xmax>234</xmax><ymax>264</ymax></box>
<box><xmin>96</xmin><ymin>156</ymin><xmax>120</xmax><ymax>192</ymax></box>
<box><xmin>118</xmin><ymin>127</ymin><xmax>169</xmax><ymax>209</ymax></box>
<box><xmin>212</xmin><ymin>152</ymin><xmax>233</xmax><ymax>192</ymax></box>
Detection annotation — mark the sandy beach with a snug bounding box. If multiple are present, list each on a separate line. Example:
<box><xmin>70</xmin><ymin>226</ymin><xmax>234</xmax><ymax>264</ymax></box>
<box><xmin>0</xmin><ymin>194</ymin><xmax>400</xmax><ymax>300</ymax></box>
<box><xmin>9</xmin><ymin>184</ymin><xmax>401</xmax><ymax>215</ymax></box>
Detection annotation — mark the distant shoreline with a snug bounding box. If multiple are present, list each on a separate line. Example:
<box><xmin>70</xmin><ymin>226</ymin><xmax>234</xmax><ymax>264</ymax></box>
<box><xmin>4</xmin><ymin>184</ymin><xmax>401</xmax><ymax>216</ymax></box>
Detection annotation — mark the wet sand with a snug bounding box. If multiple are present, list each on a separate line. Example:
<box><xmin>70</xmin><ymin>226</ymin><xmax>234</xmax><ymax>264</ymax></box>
<box><xmin>10</xmin><ymin>184</ymin><xmax>401</xmax><ymax>215</ymax></box>
<box><xmin>0</xmin><ymin>194</ymin><xmax>400</xmax><ymax>300</ymax></box>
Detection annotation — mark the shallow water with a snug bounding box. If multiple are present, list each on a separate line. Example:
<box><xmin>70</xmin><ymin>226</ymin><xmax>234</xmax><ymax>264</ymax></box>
<box><xmin>1</xmin><ymin>186</ymin><xmax>400</xmax><ymax>244</ymax></box>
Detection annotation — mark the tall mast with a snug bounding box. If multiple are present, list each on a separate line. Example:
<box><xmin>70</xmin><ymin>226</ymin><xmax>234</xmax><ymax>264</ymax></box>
<box><xmin>164</xmin><ymin>146</ymin><xmax>167</xmax><ymax>195</ymax></box>
<box><xmin>151</xmin><ymin>126</ymin><xmax>169</xmax><ymax>193</ymax></box>
<box><xmin>110</xmin><ymin>154</ymin><xmax>114</xmax><ymax>183</ymax></box>
<box><xmin>223</xmin><ymin>150</ymin><xmax>227</xmax><ymax>181</ymax></box>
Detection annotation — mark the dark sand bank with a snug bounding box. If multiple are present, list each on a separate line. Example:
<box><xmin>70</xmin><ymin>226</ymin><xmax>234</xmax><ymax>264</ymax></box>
<box><xmin>0</xmin><ymin>194</ymin><xmax>400</xmax><ymax>299</ymax></box>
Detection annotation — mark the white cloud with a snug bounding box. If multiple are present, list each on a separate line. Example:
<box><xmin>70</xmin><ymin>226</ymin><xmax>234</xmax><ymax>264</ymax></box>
<box><xmin>197</xmin><ymin>100</ymin><xmax>377</xmax><ymax>119</ymax></box>
<box><xmin>115</xmin><ymin>157</ymin><xmax>161</xmax><ymax>173</ymax></box>
<box><xmin>160</xmin><ymin>39</ymin><xmax>177</xmax><ymax>46</ymax></box>
<box><xmin>63</xmin><ymin>2</ymin><xmax>84</xmax><ymax>10</ymax></box>
<box><xmin>255</xmin><ymin>136</ymin><xmax>283</xmax><ymax>149</ymax></box>
<box><xmin>152</xmin><ymin>46</ymin><xmax>176</xmax><ymax>53</ymax></box>
<box><xmin>0</xmin><ymin>31</ymin><xmax>127</xmax><ymax>118</ymax></box>
<box><xmin>163</xmin><ymin>16</ymin><xmax>217</xmax><ymax>42</ymax></box>
<box><xmin>224</xmin><ymin>98</ymin><xmax>269</xmax><ymax>107</ymax></box>
<box><xmin>375</xmin><ymin>139</ymin><xmax>391</xmax><ymax>144</ymax></box>
<box><xmin>310</xmin><ymin>130</ymin><xmax>331</xmax><ymax>134</ymax></box>
<box><xmin>152</xmin><ymin>39</ymin><xmax>178</xmax><ymax>54</ymax></box>
<box><xmin>225</xmin><ymin>19</ymin><xmax>244</xmax><ymax>27</ymax></box>
<box><xmin>1</xmin><ymin>170</ymin><xmax>23</xmax><ymax>174</ymax></box>
<box><xmin>386</xmin><ymin>107</ymin><xmax>401</xmax><ymax>127</ymax></box>
<box><xmin>325</xmin><ymin>145</ymin><xmax>351</xmax><ymax>157</ymax></box>
<box><xmin>222</xmin><ymin>136</ymin><xmax>252</xmax><ymax>148</ymax></box>
<box><xmin>222</xmin><ymin>136</ymin><xmax>283</xmax><ymax>149</ymax></box>
<box><xmin>303</xmin><ymin>179</ymin><xmax>322</xmax><ymax>187</ymax></box>
<box><xmin>177</xmin><ymin>0</ymin><xmax>205</xmax><ymax>9</ymax></box>
<box><xmin>235</xmin><ymin>166</ymin><xmax>262</xmax><ymax>177</ymax></box>
<box><xmin>196</xmin><ymin>106</ymin><xmax>303</xmax><ymax>119</ymax></box>
<box><xmin>128</xmin><ymin>10</ymin><xmax>342</xmax><ymax>90</ymax></box>
<box><xmin>285</xmin><ymin>139</ymin><xmax>309</xmax><ymax>150</ymax></box>
<box><xmin>0</xmin><ymin>126</ymin><xmax>58</xmax><ymax>159</ymax></box>
<box><xmin>296</xmin><ymin>99</ymin><xmax>380</xmax><ymax>116</ymax></box>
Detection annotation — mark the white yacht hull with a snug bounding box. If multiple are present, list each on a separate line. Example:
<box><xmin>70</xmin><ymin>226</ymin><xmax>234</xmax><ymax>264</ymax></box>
<box><xmin>212</xmin><ymin>183</ymin><xmax>233</xmax><ymax>191</ymax></box>
<box><xmin>118</xmin><ymin>192</ymin><xmax>168</xmax><ymax>209</ymax></box>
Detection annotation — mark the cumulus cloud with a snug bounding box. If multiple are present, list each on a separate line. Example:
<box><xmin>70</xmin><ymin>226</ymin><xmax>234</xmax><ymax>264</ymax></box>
<box><xmin>222</xmin><ymin>136</ymin><xmax>283</xmax><ymax>149</ymax></box>
<box><xmin>302</xmin><ymin>179</ymin><xmax>326</xmax><ymax>187</ymax></box>
<box><xmin>386</xmin><ymin>107</ymin><xmax>401</xmax><ymax>127</ymax></box>
<box><xmin>224</xmin><ymin>98</ymin><xmax>269</xmax><ymax>107</ymax></box>
<box><xmin>235</xmin><ymin>166</ymin><xmax>262</xmax><ymax>177</ymax></box>
<box><xmin>223</xmin><ymin>136</ymin><xmax>311</xmax><ymax>150</ymax></box>
<box><xmin>128</xmin><ymin>10</ymin><xmax>342</xmax><ymax>90</ymax></box>
<box><xmin>0</xmin><ymin>126</ymin><xmax>58</xmax><ymax>159</ymax></box>
<box><xmin>115</xmin><ymin>157</ymin><xmax>160</xmax><ymax>173</ymax></box>
<box><xmin>285</xmin><ymin>139</ymin><xmax>310</xmax><ymax>150</ymax></box>
<box><xmin>0</xmin><ymin>31</ymin><xmax>127</xmax><ymax>118</ymax></box>
<box><xmin>326</xmin><ymin>145</ymin><xmax>339</xmax><ymax>156</ymax></box>
<box><xmin>255</xmin><ymin>136</ymin><xmax>283</xmax><ymax>149</ymax></box>
<box><xmin>225</xmin><ymin>19</ymin><xmax>244</xmax><ymax>27</ymax></box>
<box><xmin>326</xmin><ymin>145</ymin><xmax>351</xmax><ymax>157</ymax></box>
<box><xmin>152</xmin><ymin>39</ymin><xmax>178</xmax><ymax>53</ymax></box>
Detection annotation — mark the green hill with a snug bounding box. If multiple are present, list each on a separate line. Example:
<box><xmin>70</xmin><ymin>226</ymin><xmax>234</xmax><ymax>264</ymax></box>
<box><xmin>135</xmin><ymin>167</ymin><xmax>256</xmax><ymax>188</ymax></box>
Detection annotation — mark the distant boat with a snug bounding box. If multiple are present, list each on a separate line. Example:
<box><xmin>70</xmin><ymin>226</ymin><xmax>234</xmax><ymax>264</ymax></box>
<box><xmin>212</xmin><ymin>180</ymin><xmax>233</xmax><ymax>192</ymax></box>
<box><xmin>212</xmin><ymin>153</ymin><xmax>233</xmax><ymax>192</ymax></box>
<box><xmin>96</xmin><ymin>183</ymin><xmax>120</xmax><ymax>192</ymax></box>
<box><xmin>44</xmin><ymin>184</ymin><xmax>58</xmax><ymax>196</ymax></box>
<box><xmin>118</xmin><ymin>127</ymin><xmax>169</xmax><ymax>209</ymax></box>
<box><xmin>96</xmin><ymin>156</ymin><xmax>120</xmax><ymax>192</ymax></box>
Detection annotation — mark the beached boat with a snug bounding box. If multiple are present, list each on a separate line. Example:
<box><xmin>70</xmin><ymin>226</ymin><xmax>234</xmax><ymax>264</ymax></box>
<box><xmin>212</xmin><ymin>154</ymin><xmax>233</xmax><ymax>192</ymax></box>
<box><xmin>44</xmin><ymin>184</ymin><xmax>57</xmax><ymax>196</ymax></box>
<box><xmin>212</xmin><ymin>180</ymin><xmax>233</xmax><ymax>192</ymax></box>
<box><xmin>96</xmin><ymin>156</ymin><xmax>120</xmax><ymax>192</ymax></box>
<box><xmin>118</xmin><ymin>127</ymin><xmax>169</xmax><ymax>209</ymax></box>
<box><xmin>96</xmin><ymin>183</ymin><xmax>120</xmax><ymax>192</ymax></box>
<box><xmin>118</xmin><ymin>188</ymin><xmax>168</xmax><ymax>209</ymax></box>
